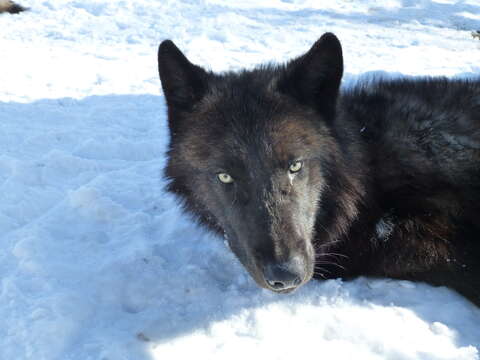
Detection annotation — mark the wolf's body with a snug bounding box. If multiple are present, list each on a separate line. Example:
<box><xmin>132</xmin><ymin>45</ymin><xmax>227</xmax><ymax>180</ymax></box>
<box><xmin>158</xmin><ymin>34</ymin><xmax>480</xmax><ymax>305</ymax></box>
<box><xmin>326</xmin><ymin>78</ymin><xmax>480</xmax><ymax>302</ymax></box>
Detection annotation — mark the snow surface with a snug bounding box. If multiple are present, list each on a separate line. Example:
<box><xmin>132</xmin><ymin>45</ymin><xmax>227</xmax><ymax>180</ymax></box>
<box><xmin>1</xmin><ymin>1</ymin><xmax>480</xmax><ymax>359</ymax></box>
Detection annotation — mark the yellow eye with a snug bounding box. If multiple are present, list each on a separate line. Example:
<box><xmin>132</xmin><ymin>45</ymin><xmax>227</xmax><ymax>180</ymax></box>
<box><xmin>289</xmin><ymin>161</ymin><xmax>303</xmax><ymax>173</ymax></box>
<box><xmin>217</xmin><ymin>172</ymin><xmax>234</xmax><ymax>184</ymax></box>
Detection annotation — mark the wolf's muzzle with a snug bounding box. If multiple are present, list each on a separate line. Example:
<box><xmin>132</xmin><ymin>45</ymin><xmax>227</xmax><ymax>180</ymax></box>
<box><xmin>262</xmin><ymin>257</ymin><xmax>305</xmax><ymax>292</ymax></box>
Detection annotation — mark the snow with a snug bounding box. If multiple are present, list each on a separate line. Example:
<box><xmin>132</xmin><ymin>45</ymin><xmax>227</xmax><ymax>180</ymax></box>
<box><xmin>0</xmin><ymin>1</ymin><xmax>479</xmax><ymax>359</ymax></box>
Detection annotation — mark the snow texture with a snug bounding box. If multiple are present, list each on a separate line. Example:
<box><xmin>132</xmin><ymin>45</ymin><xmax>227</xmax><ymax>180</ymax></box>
<box><xmin>1</xmin><ymin>1</ymin><xmax>479</xmax><ymax>359</ymax></box>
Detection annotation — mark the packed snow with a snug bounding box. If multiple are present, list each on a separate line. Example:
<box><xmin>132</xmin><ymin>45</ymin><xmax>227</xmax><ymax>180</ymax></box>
<box><xmin>1</xmin><ymin>1</ymin><xmax>479</xmax><ymax>359</ymax></box>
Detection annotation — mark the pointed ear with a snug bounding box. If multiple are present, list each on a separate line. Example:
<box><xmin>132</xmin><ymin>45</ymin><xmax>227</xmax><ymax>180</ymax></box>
<box><xmin>158</xmin><ymin>40</ymin><xmax>209</xmax><ymax>110</ymax></box>
<box><xmin>278</xmin><ymin>33</ymin><xmax>343</xmax><ymax>120</ymax></box>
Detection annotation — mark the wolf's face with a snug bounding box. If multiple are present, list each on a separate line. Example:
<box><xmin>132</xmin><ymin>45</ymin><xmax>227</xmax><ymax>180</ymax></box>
<box><xmin>158</xmin><ymin>34</ymin><xmax>345</xmax><ymax>292</ymax></box>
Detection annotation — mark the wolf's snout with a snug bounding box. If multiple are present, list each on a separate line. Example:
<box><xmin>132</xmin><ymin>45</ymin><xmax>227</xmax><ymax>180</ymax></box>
<box><xmin>263</xmin><ymin>259</ymin><xmax>305</xmax><ymax>292</ymax></box>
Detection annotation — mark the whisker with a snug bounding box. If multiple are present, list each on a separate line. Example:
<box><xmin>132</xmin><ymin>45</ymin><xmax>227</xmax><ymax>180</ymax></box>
<box><xmin>313</xmin><ymin>265</ymin><xmax>331</xmax><ymax>274</ymax></box>
<box><xmin>315</xmin><ymin>261</ymin><xmax>346</xmax><ymax>270</ymax></box>
<box><xmin>313</xmin><ymin>269</ymin><xmax>327</xmax><ymax>279</ymax></box>
<box><xmin>313</xmin><ymin>239</ymin><xmax>342</xmax><ymax>250</ymax></box>
<box><xmin>316</xmin><ymin>252</ymin><xmax>349</xmax><ymax>259</ymax></box>
<box><xmin>315</xmin><ymin>222</ymin><xmax>336</xmax><ymax>241</ymax></box>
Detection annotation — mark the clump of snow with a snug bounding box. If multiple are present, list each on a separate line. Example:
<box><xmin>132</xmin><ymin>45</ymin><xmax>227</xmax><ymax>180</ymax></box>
<box><xmin>0</xmin><ymin>1</ymin><xmax>479</xmax><ymax>359</ymax></box>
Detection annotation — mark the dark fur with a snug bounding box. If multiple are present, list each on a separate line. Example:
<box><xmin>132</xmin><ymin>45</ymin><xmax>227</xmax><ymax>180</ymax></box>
<box><xmin>158</xmin><ymin>34</ymin><xmax>480</xmax><ymax>305</ymax></box>
<box><xmin>0</xmin><ymin>0</ymin><xmax>26</xmax><ymax>14</ymax></box>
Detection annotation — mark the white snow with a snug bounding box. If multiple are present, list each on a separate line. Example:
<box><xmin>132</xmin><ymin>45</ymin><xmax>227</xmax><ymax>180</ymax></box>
<box><xmin>1</xmin><ymin>1</ymin><xmax>479</xmax><ymax>359</ymax></box>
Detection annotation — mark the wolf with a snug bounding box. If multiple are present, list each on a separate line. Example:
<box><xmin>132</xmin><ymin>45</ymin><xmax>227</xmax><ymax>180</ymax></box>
<box><xmin>157</xmin><ymin>33</ymin><xmax>480</xmax><ymax>305</ymax></box>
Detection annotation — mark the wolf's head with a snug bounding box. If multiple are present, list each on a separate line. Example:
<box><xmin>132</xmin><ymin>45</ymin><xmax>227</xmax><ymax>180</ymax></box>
<box><xmin>158</xmin><ymin>33</ymin><xmax>359</xmax><ymax>293</ymax></box>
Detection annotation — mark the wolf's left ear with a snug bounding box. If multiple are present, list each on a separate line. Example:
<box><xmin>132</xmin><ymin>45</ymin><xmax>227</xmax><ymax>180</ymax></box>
<box><xmin>158</xmin><ymin>40</ymin><xmax>209</xmax><ymax>110</ymax></box>
<box><xmin>278</xmin><ymin>33</ymin><xmax>343</xmax><ymax>121</ymax></box>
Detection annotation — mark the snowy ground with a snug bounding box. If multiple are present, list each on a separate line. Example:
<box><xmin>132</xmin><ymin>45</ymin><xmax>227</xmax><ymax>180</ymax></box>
<box><xmin>1</xmin><ymin>1</ymin><xmax>480</xmax><ymax>359</ymax></box>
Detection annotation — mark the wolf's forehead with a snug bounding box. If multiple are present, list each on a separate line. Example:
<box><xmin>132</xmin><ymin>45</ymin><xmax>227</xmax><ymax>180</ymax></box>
<box><xmin>189</xmin><ymin>81</ymin><xmax>325</xmax><ymax>164</ymax></box>
<box><xmin>180</xmin><ymin>114</ymin><xmax>324</xmax><ymax>171</ymax></box>
<box><xmin>220</xmin><ymin>116</ymin><xmax>322</xmax><ymax>163</ymax></box>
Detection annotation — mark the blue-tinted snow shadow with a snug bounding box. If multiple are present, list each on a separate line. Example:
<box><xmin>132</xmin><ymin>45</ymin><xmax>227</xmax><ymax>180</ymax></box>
<box><xmin>226</xmin><ymin>1</ymin><xmax>480</xmax><ymax>32</ymax></box>
<box><xmin>2</xmin><ymin>87</ymin><xmax>479</xmax><ymax>360</ymax></box>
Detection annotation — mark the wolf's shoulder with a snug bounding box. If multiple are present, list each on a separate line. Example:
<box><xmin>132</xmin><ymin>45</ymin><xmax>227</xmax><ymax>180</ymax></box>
<box><xmin>339</xmin><ymin>76</ymin><xmax>480</xmax><ymax>189</ymax></box>
<box><xmin>339</xmin><ymin>76</ymin><xmax>480</xmax><ymax>133</ymax></box>
<box><xmin>341</xmin><ymin>76</ymin><xmax>480</xmax><ymax>116</ymax></box>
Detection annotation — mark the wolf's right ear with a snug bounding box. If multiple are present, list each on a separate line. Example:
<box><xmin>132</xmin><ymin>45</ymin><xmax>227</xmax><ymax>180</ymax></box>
<box><xmin>278</xmin><ymin>33</ymin><xmax>344</xmax><ymax>121</ymax></box>
<box><xmin>158</xmin><ymin>40</ymin><xmax>209</xmax><ymax>110</ymax></box>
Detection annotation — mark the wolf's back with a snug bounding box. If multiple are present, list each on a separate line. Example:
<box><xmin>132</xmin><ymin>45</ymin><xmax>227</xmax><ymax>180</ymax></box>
<box><xmin>341</xmin><ymin>77</ymin><xmax>480</xmax><ymax>186</ymax></box>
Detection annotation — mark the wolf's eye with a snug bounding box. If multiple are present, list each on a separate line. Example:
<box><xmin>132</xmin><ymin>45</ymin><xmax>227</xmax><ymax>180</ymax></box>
<box><xmin>289</xmin><ymin>161</ymin><xmax>303</xmax><ymax>173</ymax></box>
<box><xmin>217</xmin><ymin>172</ymin><xmax>234</xmax><ymax>184</ymax></box>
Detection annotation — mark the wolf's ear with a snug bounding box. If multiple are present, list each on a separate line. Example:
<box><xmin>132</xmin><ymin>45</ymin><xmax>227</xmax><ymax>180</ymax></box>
<box><xmin>158</xmin><ymin>40</ymin><xmax>209</xmax><ymax>110</ymax></box>
<box><xmin>278</xmin><ymin>33</ymin><xmax>343</xmax><ymax>121</ymax></box>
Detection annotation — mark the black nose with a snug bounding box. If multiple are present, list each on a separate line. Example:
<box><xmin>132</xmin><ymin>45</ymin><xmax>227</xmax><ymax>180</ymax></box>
<box><xmin>263</xmin><ymin>260</ymin><xmax>304</xmax><ymax>291</ymax></box>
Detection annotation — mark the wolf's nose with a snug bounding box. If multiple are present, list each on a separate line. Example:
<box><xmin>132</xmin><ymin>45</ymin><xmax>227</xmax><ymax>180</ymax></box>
<box><xmin>263</xmin><ymin>261</ymin><xmax>303</xmax><ymax>291</ymax></box>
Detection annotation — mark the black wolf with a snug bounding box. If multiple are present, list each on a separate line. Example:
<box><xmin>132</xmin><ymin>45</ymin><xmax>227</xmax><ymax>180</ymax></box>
<box><xmin>158</xmin><ymin>33</ymin><xmax>480</xmax><ymax>305</ymax></box>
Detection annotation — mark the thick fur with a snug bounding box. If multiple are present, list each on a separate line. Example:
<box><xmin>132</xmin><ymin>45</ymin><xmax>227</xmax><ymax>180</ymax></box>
<box><xmin>158</xmin><ymin>34</ymin><xmax>480</xmax><ymax>305</ymax></box>
<box><xmin>0</xmin><ymin>0</ymin><xmax>26</xmax><ymax>14</ymax></box>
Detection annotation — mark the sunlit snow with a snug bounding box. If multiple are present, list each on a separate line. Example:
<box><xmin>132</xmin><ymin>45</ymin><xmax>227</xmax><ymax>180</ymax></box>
<box><xmin>1</xmin><ymin>1</ymin><xmax>479</xmax><ymax>359</ymax></box>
